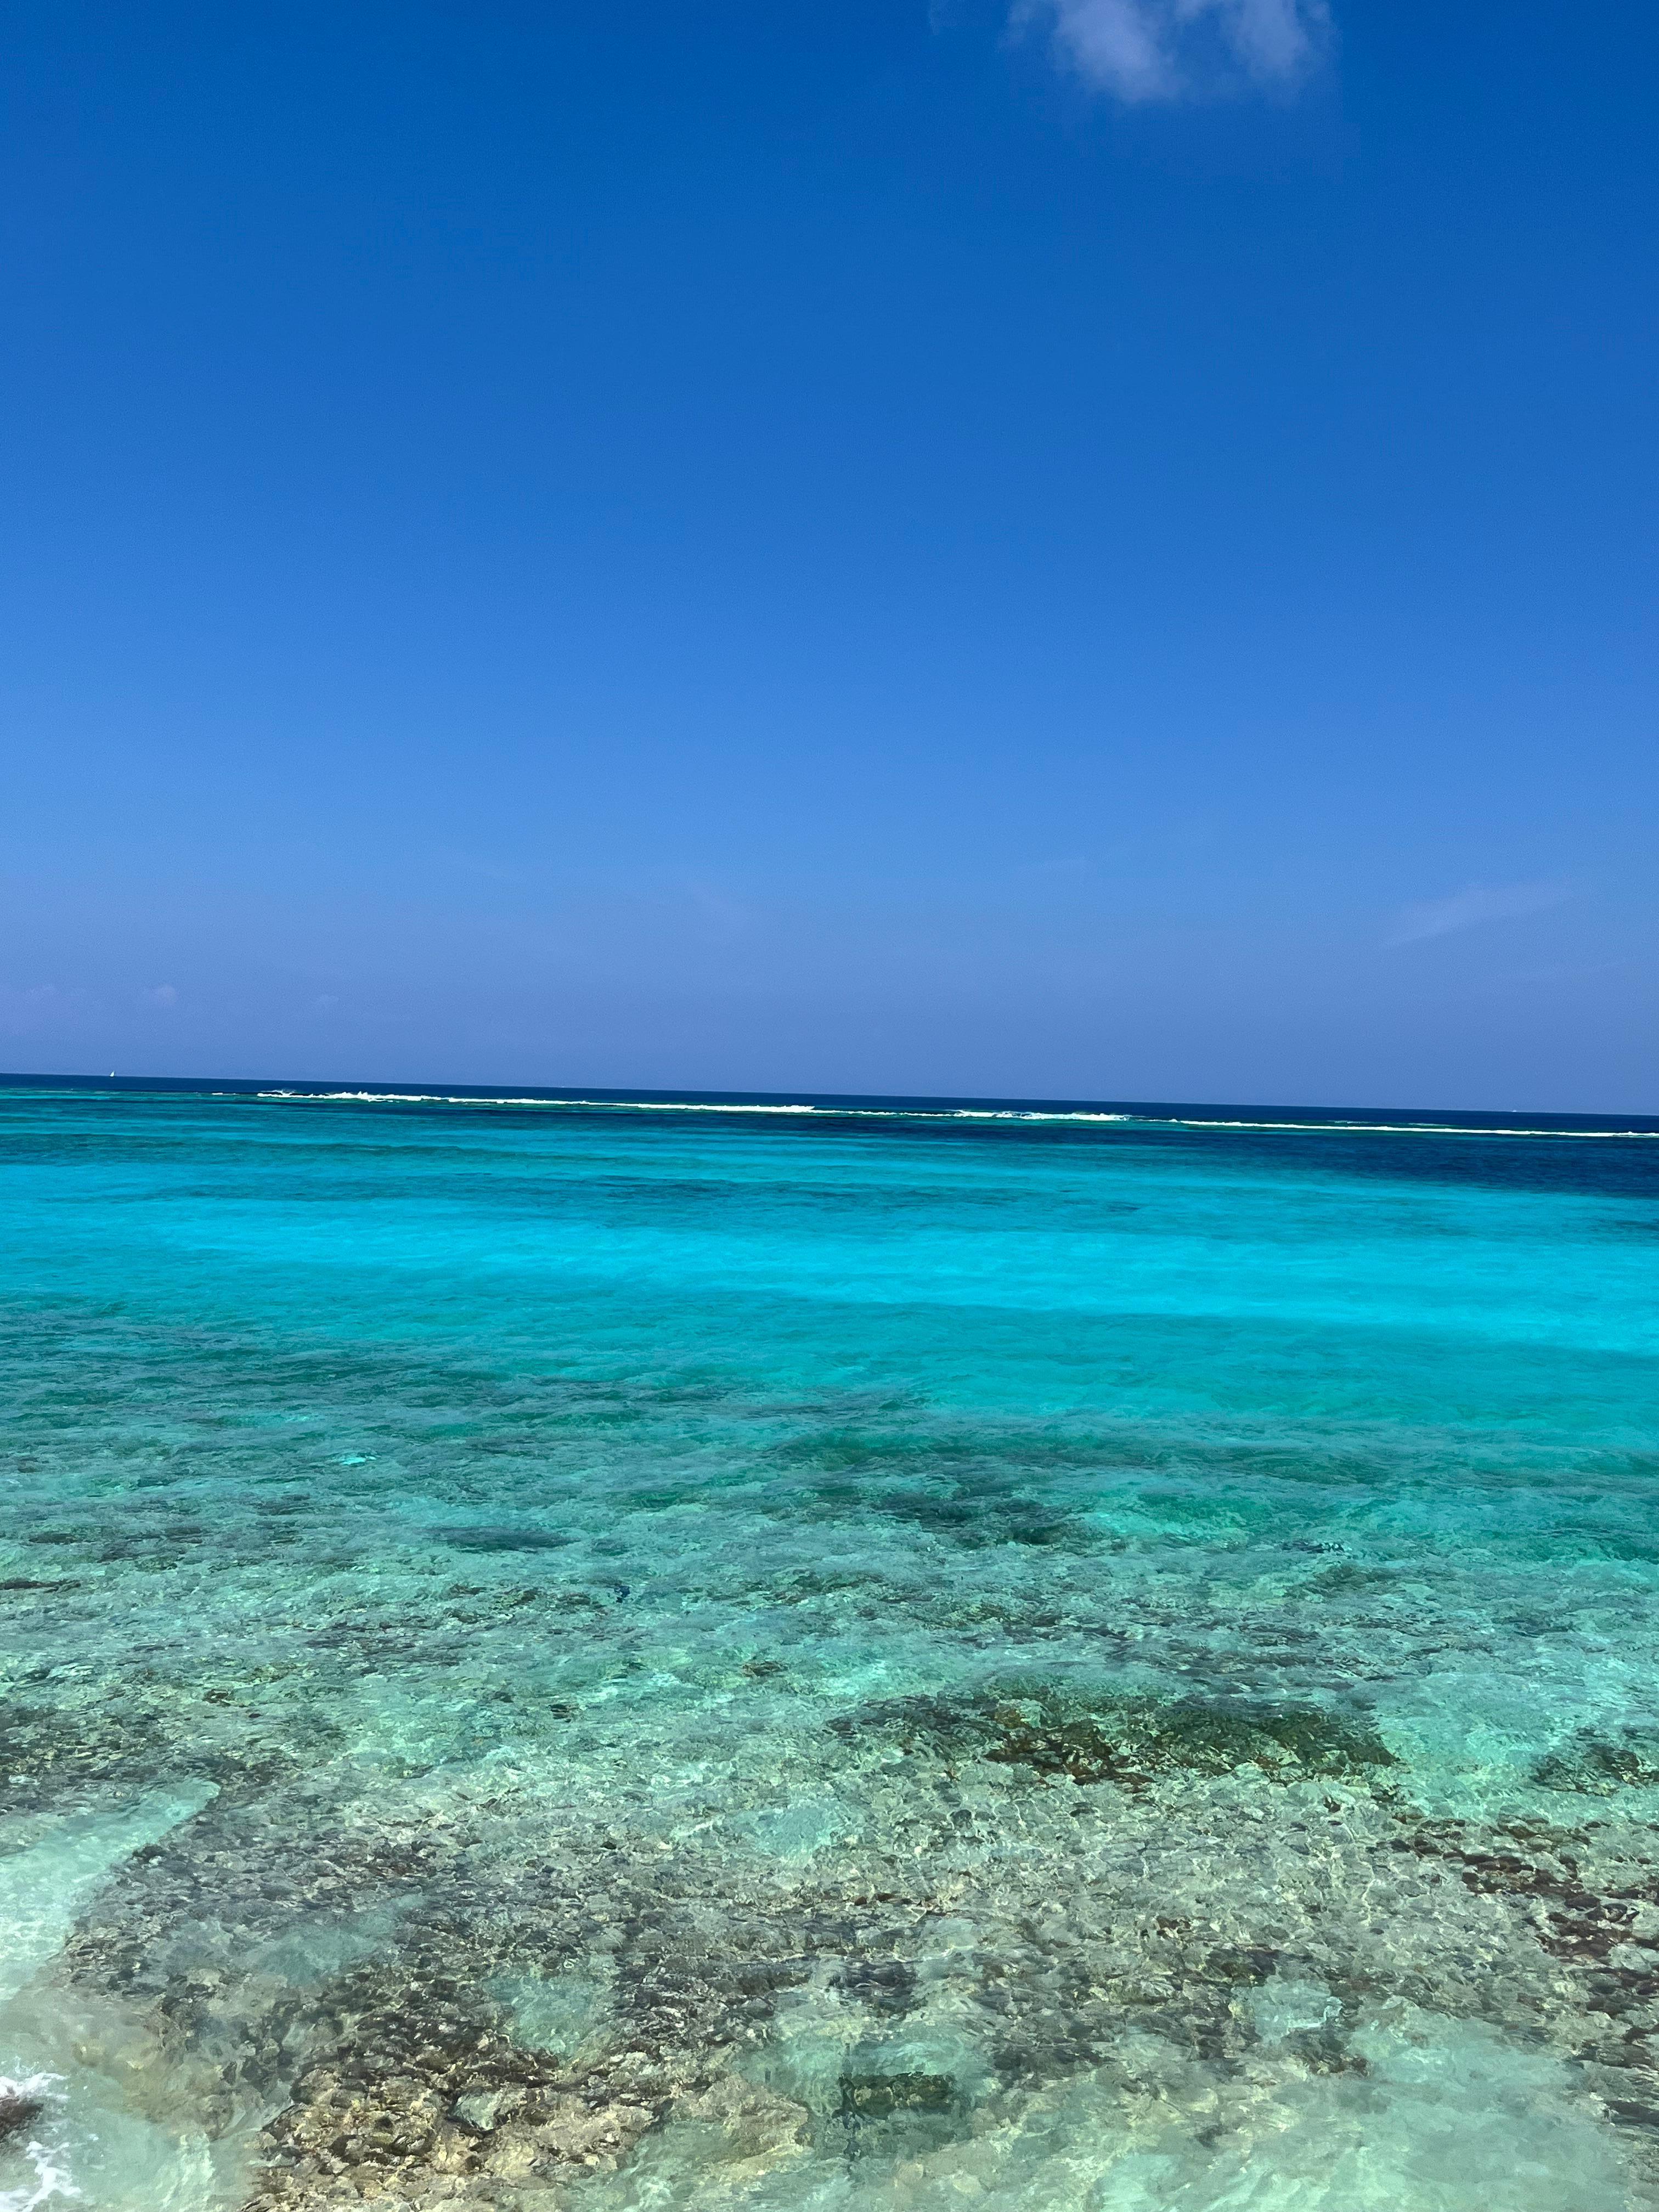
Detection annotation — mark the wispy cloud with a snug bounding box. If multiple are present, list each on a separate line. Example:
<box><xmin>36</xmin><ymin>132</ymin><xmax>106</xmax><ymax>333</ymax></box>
<box><xmin>1013</xmin><ymin>0</ymin><xmax>1331</xmax><ymax>103</ymax></box>
<box><xmin>1385</xmin><ymin>881</ymin><xmax>1572</xmax><ymax>949</ymax></box>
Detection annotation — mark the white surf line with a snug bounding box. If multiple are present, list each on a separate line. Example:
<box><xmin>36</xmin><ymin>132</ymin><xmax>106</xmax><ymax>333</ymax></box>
<box><xmin>252</xmin><ymin>1092</ymin><xmax>1659</xmax><ymax>1138</ymax></box>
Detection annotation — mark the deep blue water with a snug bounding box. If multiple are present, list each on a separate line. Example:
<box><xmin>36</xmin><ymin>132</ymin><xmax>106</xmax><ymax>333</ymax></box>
<box><xmin>2</xmin><ymin>1080</ymin><xmax>1657</xmax><ymax>2209</ymax></box>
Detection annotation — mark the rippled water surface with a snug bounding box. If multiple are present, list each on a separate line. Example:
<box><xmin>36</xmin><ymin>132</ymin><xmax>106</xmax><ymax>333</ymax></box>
<box><xmin>2</xmin><ymin>1081</ymin><xmax>1658</xmax><ymax>2210</ymax></box>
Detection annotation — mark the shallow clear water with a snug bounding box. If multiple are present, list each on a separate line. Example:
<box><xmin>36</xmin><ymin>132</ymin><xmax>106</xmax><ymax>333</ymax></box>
<box><xmin>2</xmin><ymin>1081</ymin><xmax>1658</xmax><ymax>2210</ymax></box>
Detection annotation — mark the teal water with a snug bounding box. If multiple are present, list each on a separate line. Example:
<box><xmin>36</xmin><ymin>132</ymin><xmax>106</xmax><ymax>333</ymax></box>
<box><xmin>2</xmin><ymin>1081</ymin><xmax>1658</xmax><ymax>2211</ymax></box>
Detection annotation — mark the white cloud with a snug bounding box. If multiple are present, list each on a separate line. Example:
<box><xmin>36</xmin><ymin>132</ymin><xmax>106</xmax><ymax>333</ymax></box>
<box><xmin>1385</xmin><ymin>881</ymin><xmax>1572</xmax><ymax>949</ymax></box>
<box><xmin>1015</xmin><ymin>0</ymin><xmax>1330</xmax><ymax>103</ymax></box>
<box><xmin>139</xmin><ymin>983</ymin><xmax>179</xmax><ymax>1008</ymax></box>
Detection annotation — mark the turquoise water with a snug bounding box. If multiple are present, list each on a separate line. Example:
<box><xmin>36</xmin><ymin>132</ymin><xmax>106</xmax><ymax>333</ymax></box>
<box><xmin>2</xmin><ymin>1081</ymin><xmax>1658</xmax><ymax>2211</ymax></box>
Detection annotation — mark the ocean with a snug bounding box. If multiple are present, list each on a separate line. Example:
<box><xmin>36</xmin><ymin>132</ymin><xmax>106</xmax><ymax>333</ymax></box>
<box><xmin>2</xmin><ymin>1077</ymin><xmax>1657</xmax><ymax>2210</ymax></box>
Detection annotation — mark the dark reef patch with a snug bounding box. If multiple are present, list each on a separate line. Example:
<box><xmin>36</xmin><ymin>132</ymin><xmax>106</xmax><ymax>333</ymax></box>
<box><xmin>432</xmin><ymin>1526</ymin><xmax>572</xmax><ymax>1553</ymax></box>
<box><xmin>1534</xmin><ymin>1732</ymin><xmax>1659</xmax><ymax>1796</ymax></box>
<box><xmin>832</xmin><ymin>1683</ymin><xmax>1397</xmax><ymax>1789</ymax></box>
<box><xmin>831</xmin><ymin>1958</ymin><xmax>917</xmax><ymax>2017</ymax></box>
<box><xmin>838</xmin><ymin>2069</ymin><xmax>956</xmax><ymax>2119</ymax></box>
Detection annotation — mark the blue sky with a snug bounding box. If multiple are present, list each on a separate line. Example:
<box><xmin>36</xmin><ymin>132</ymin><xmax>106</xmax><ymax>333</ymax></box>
<box><xmin>3</xmin><ymin>1</ymin><xmax>1655</xmax><ymax>1108</ymax></box>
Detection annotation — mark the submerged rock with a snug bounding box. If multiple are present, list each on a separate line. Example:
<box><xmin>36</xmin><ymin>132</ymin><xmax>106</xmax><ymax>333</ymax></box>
<box><xmin>0</xmin><ymin>2089</ymin><xmax>43</xmax><ymax>2142</ymax></box>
